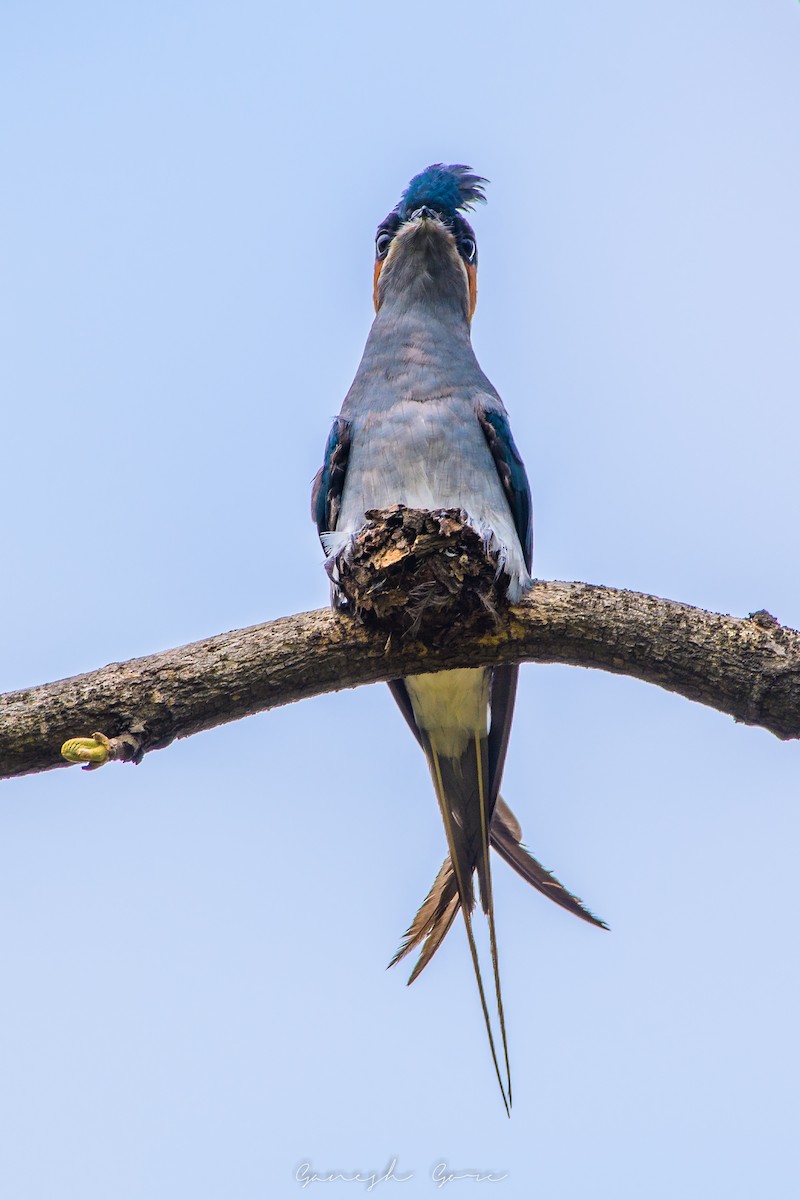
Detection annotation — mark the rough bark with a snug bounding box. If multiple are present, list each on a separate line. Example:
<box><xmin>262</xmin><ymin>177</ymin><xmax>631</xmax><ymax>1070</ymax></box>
<box><xmin>2</xmin><ymin>579</ymin><xmax>798</xmax><ymax>781</ymax></box>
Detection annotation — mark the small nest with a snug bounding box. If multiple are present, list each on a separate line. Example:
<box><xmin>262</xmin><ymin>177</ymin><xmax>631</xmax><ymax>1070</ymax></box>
<box><xmin>327</xmin><ymin>505</ymin><xmax>509</xmax><ymax>641</ymax></box>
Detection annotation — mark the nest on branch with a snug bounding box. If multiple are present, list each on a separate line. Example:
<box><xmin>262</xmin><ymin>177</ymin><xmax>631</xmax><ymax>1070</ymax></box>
<box><xmin>327</xmin><ymin>505</ymin><xmax>510</xmax><ymax>642</ymax></box>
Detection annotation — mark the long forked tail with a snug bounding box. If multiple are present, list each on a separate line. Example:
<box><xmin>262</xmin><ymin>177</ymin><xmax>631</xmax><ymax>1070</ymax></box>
<box><xmin>423</xmin><ymin>731</ymin><xmax>512</xmax><ymax>1114</ymax></box>
<box><xmin>390</xmin><ymin>798</ymin><xmax>607</xmax><ymax>982</ymax></box>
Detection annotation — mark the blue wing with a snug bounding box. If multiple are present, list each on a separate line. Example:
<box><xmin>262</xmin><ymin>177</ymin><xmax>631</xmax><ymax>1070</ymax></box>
<box><xmin>311</xmin><ymin>417</ymin><xmax>350</xmax><ymax>537</ymax></box>
<box><xmin>478</xmin><ymin>408</ymin><xmax>533</xmax><ymax>572</ymax></box>
<box><xmin>476</xmin><ymin>407</ymin><xmax>533</xmax><ymax>808</ymax></box>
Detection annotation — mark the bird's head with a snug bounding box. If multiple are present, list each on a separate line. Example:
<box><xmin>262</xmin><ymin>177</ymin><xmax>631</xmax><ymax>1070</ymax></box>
<box><xmin>372</xmin><ymin>164</ymin><xmax>487</xmax><ymax>322</ymax></box>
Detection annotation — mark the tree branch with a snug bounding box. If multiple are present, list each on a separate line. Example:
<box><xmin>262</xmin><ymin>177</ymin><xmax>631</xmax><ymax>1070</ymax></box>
<box><xmin>2</xmin><ymin>581</ymin><xmax>798</xmax><ymax>780</ymax></box>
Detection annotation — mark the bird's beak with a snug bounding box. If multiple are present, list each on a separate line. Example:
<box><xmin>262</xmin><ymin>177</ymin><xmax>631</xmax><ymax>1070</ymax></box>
<box><xmin>408</xmin><ymin>205</ymin><xmax>439</xmax><ymax>221</ymax></box>
<box><xmin>373</xmin><ymin>211</ymin><xmax>474</xmax><ymax>319</ymax></box>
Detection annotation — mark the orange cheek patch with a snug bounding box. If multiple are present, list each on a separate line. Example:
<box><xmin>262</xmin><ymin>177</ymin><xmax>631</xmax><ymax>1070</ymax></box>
<box><xmin>373</xmin><ymin>259</ymin><xmax>384</xmax><ymax>311</ymax></box>
<box><xmin>466</xmin><ymin>262</ymin><xmax>478</xmax><ymax>320</ymax></box>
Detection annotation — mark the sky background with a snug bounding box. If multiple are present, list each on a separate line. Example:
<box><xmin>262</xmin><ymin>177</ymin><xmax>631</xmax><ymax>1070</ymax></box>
<box><xmin>2</xmin><ymin>1</ymin><xmax>799</xmax><ymax>1196</ymax></box>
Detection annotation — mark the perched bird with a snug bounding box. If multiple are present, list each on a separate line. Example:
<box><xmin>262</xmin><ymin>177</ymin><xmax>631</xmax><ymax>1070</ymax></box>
<box><xmin>312</xmin><ymin>165</ymin><xmax>604</xmax><ymax>1110</ymax></box>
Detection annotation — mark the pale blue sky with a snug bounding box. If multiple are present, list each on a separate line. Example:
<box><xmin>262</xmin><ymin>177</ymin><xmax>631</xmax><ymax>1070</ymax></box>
<box><xmin>2</xmin><ymin>2</ymin><xmax>799</xmax><ymax>1196</ymax></box>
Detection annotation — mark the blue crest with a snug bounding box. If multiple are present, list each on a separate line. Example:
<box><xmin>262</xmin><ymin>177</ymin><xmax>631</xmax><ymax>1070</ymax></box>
<box><xmin>396</xmin><ymin>164</ymin><xmax>488</xmax><ymax>221</ymax></box>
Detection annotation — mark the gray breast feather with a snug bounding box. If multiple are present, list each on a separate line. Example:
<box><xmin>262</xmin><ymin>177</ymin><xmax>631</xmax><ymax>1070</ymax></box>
<box><xmin>336</xmin><ymin>395</ymin><xmax>530</xmax><ymax>600</ymax></box>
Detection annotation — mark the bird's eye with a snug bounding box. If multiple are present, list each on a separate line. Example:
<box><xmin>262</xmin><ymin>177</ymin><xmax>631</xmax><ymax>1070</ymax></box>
<box><xmin>375</xmin><ymin>231</ymin><xmax>393</xmax><ymax>258</ymax></box>
<box><xmin>461</xmin><ymin>238</ymin><xmax>476</xmax><ymax>263</ymax></box>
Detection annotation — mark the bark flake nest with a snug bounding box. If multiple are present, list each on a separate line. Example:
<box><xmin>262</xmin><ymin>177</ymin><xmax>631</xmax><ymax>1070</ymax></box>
<box><xmin>328</xmin><ymin>505</ymin><xmax>509</xmax><ymax>640</ymax></box>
